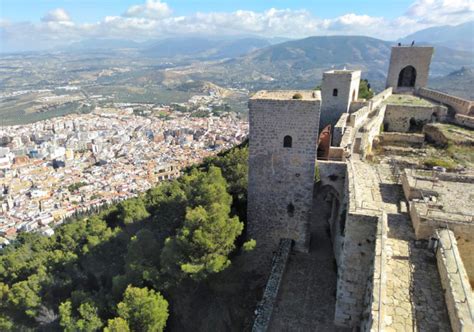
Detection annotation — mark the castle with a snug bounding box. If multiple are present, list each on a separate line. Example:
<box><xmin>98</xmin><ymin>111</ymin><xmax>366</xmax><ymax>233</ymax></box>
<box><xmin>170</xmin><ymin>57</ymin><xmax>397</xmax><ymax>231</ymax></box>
<box><xmin>249</xmin><ymin>46</ymin><xmax>474</xmax><ymax>331</ymax></box>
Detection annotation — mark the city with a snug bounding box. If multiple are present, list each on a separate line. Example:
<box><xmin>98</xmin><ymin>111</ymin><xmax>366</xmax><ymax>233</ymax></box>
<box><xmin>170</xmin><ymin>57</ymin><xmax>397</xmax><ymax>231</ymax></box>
<box><xmin>0</xmin><ymin>103</ymin><xmax>247</xmax><ymax>246</ymax></box>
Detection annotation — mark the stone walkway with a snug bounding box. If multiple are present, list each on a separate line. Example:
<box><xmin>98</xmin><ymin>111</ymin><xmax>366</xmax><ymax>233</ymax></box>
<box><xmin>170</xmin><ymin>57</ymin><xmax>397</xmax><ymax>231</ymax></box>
<box><xmin>374</xmin><ymin>164</ymin><xmax>451</xmax><ymax>332</ymax></box>
<box><xmin>268</xmin><ymin>189</ymin><xmax>349</xmax><ymax>331</ymax></box>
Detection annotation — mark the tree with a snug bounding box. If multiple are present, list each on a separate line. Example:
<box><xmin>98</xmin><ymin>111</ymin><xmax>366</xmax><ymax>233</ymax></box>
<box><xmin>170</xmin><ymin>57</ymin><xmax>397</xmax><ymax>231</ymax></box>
<box><xmin>358</xmin><ymin>79</ymin><xmax>374</xmax><ymax>99</ymax></box>
<box><xmin>123</xmin><ymin>229</ymin><xmax>161</xmax><ymax>286</ymax></box>
<box><xmin>161</xmin><ymin>167</ymin><xmax>243</xmax><ymax>280</ymax></box>
<box><xmin>59</xmin><ymin>300</ymin><xmax>103</xmax><ymax>332</ymax></box>
<box><xmin>144</xmin><ymin>180</ymin><xmax>187</xmax><ymax>228</ymax></box>
<box><xmin>104</xmin><ymin>317</ymin><xmax>130</xmax><ymax>332</ymax></box>
<box><xmin>209</xmin><ymin>146</ymin><xmax>248</xmax><ymax>200</ymax></box>
<box><xmin>116</xmin><ymin>286</ymin><xmax>168</xmax><ymax>332</ymax></box>
<box><xmin>117</xmin><ymin>198</ymin><xmax>150</xmax><ymax>225</ymax></box>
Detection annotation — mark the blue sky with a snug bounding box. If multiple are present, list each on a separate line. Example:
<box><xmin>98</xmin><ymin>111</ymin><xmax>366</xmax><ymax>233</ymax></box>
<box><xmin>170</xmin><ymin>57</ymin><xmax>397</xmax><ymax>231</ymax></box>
<box><xmin>2</xmin><ymin>0</ymin><xmax>415</xmax><ymax>23</ymax></box>
<box><xmin>1</xmin><ymin>0</ymin><xmax>473</xmax><ymax>52</ymax></box>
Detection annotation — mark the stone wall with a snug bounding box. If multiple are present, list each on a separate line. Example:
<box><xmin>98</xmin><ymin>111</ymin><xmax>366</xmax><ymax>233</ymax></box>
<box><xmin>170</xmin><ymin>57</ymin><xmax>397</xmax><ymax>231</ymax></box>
<box><xmin>383</xmin><ymin>104</ymin><xmax>447</xmax><ymax>132</ymax></box>
<box><xmin>349</xmin><ymin>100</ymin><xmax>370</xmax><ymax>113</ymax></box>
<box><xmin>454</xmin><ymin>114</ymin><xmax>474</xmax><ymax>129</ymax></box>
<box><xmin>386</xmin><ymin>46</ymin><xmax>433</xmax><ymax>92</ymax></box>
<box><xmin>408</xmin><ymin>202</ymin><xmax>472</xmax><ymax>238</ymax></box>
<box><xmin>318</xmin><ymin>160</ymin><xmax>347</xmax><ymax>264</ymax></box>
<box><xmin>435</xmin><ymin>230</ymin><xmax>474</xmax><ymax>332</ymax></box>
<box><xmin>379</xmin><ymin>132</ymin><xmax>425</xmax><ymax>145</ymax></box>
<box><xmin>361</xmin><ymin>213</ymin><xmax>388</xmax><ymax>332</ymax></box>
<box><xmin>357</xmin><ymin>105</ymin><xmax>386</xmax><ymax>159</ymax></box>
<box><xmin>335</xmin><ymin>211</ymin><xmax>379</xmax><ymax>327</ymax></box>
<box><xmin>252</xmin><ymin>238</ymin><xmax>293</xmax><ymax>332</ymax></box>
<box><xmin>333</xmin><ymin>113</ymin><xmax>349</xmax><ymax>146</ymax></box>
<box><xmin>328</xmin><ymin>147</ymin><xmax>345</xmax><ymax>161</ymax></box>
<box><xmin>349</xmin><ymin>106</ymin><xmax>372</xmax><ymax>128</ymax></box>
<box><xmin>370</xmin><ymin>88</ymin><xmax>393</xmax><ymax>110</ymax></box>
<box><xmin>248</xmin><ymin>91</ymin><xmax>321</xmax><ymax>256</ymax></box>
<box><xmin>418</xmin><ymin>87</ymin><xmax>474</xmax><ymax>116</ymax></box>
<box><xmin>334</xmin><ymin>160</ymin><xmax>380</xmax><ymax>327</ymax></box>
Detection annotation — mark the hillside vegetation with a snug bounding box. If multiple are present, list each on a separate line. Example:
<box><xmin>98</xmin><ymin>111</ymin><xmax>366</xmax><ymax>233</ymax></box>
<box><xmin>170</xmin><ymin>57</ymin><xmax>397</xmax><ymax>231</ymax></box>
<box><xmin>0</xmin><ymin>144</ymin><xmax>254</xmax><ymax>331</ymax></box>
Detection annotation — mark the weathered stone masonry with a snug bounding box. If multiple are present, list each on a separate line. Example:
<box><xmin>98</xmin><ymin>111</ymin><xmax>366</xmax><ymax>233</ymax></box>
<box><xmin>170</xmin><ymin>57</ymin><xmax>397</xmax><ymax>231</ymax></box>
<box><xmin>248</xmin><ymin>90</ymin><xmax>321</xmax><ymax>255</ymax></box>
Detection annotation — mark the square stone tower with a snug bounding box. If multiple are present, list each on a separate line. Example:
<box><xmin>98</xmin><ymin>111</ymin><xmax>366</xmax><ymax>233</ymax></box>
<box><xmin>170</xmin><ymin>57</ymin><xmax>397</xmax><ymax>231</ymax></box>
<box><xmin>248</xmin><ymin>90</ymin><xmax>321</xmax><ymax>255</ymax></box>
<box><xmin>320</xmin><ymin>69</ymin><xmax>361</xmax><ymax>131</ymax></box>
<box><xmin>386</xmin><ymin>46</ymin><xmax>433</xmax><ymax>93</ymax></box>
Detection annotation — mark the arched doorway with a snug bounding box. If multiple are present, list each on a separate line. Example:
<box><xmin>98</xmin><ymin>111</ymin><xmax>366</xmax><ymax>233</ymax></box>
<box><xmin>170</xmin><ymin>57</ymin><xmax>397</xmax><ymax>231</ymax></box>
<box><xmin>398</xmin><ymin>65</ymin><xmax>417</xmax><ymax>88</ymax></box>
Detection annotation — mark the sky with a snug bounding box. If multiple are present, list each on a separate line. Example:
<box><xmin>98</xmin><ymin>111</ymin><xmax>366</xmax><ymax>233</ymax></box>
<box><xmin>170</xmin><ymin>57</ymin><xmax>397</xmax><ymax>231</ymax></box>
<box><xmin>1</xmin><ymin>0</ymin><xmax>473</xmax><ymax>52</ymax></box>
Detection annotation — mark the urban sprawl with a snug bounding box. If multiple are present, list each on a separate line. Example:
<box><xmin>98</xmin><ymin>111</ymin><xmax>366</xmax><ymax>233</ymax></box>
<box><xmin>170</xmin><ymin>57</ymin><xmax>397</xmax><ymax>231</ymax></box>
<box><xmin>0</xmin><ymin>102</ymin><xmax>248</xmax><ymax>246</ymax></box>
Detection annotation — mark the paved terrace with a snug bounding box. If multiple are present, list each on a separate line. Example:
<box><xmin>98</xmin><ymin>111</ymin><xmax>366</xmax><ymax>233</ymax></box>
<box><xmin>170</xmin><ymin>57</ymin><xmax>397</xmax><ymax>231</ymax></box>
<box><xmin>351</xmin><ymin>160</ymin><xmax>450</xmax><ymax>331</ymax></box>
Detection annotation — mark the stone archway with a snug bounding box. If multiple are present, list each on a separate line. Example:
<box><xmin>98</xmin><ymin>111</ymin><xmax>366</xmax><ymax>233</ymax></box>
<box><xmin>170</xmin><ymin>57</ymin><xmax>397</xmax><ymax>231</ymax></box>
<box><xmin>398</xmin><ymin>65</ymin><xmax>417</xmax><ymax>88</ymax></box>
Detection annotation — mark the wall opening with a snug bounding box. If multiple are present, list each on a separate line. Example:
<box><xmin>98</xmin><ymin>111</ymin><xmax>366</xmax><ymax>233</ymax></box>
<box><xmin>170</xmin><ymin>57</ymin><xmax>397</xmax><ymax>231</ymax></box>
<box><xmin>397</xmin><ymin>65</ymin><xmax>417</xmax><ymax>88</ymax></box>
<box><xmin>409</xmin><ymin>117</ymin><xmax>424</xmax><ymax>132</ymax></box>
<box><xmin>283</xmin><ymin>135</ymin><xmax>292</xmax><ymax>148</ymax></box>
<box><xmin>333</xmin><ymin>89</ymin><xmax>338</xmax><ymax>97</ymax></box>
<box><xmin>352</xmin><ymin>90</ymin><xmax>356</xmax><ymax>101</ymax></box>
<box><xmin>287</xmin><ymin>203</ymin><xmax>295</xmax><ymax>217</ymax></box>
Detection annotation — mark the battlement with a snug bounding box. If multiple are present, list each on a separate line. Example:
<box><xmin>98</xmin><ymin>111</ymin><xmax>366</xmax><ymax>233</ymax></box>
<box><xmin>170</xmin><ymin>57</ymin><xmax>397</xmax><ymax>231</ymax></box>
<box><xmin>324</xmin><ymin>69</ymin><xmax>361</xmax><ymax>78</ymax></box>
<box><xmin>250</xmin><ymin>90</ymin><xmax>321</xmax><ymax>101</ymax></box>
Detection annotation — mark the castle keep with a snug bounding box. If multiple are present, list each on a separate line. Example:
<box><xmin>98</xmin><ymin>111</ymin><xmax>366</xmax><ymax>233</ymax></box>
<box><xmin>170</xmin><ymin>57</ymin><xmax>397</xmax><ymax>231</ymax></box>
<box><xmin>248</xmin><ymin>90</ymin><xmax>321</xmax><ymax>253</ymax></box>
<box><xmin>250</xmin><ymin>46</ymin><xmax>474</xmax><ymax>332</ymax></box>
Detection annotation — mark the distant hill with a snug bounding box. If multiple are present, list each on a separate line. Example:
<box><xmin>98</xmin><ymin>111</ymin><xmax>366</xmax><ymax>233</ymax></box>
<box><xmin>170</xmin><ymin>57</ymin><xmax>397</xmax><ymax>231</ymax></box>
<box><xmin>142</xmin><ymin>37</ymin><xmax>271</xmax><ymax>60</ymax></box>
<box><xmin>429</xmin><ymin>67</ymin><xmax>474</xmax><ymax>100</ymax></box>
<box><xmin>183</xmin><ymin>35</ymin><xmax>474</xmax><ymax>92</ymax></box>
<box><xmin>400</xmin><ymin>21</ymin><xmax>474</xmax><ymax>52</ymax></box>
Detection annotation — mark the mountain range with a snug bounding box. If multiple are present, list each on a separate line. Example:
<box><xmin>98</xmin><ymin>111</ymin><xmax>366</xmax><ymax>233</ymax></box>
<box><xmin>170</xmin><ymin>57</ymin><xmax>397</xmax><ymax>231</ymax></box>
<box><xmin>161</xmin><ymin>35</ymin><xmax>474</xmax><ymax>93</ymax></box>
<box><xmin>400</xmin><ymin>21</ymin><xmax>474</xmax><ymax>52</ymax></box>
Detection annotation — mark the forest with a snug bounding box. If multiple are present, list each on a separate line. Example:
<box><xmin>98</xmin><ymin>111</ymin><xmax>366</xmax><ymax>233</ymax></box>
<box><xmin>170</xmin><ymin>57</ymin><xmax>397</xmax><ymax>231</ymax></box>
<box><xmin>0</xmin><ymin>143</ymin><xmax>252</xmax><ymax>331</ymax></box>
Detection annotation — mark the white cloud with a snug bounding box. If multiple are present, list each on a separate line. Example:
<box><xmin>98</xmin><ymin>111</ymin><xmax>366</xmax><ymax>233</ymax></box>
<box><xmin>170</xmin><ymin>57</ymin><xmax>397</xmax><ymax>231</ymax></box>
<box><xmin>406</xmin><ymin>0</ymin><xmax>474</xmax><ymax>24</ymax></box>
<box><xmin>1</xmin><ymin>0</ymin><xmax>473</xmax><ymax>52</ymax></box>
<box><xmin>41</xmin><ymin>8</ymin><xmax>71</xmax><ymax>23</ymax></box>
<box><xmin>123</xmin><ymin>0</ymin><xmax>172</xmax><ymax>19</ymax></box>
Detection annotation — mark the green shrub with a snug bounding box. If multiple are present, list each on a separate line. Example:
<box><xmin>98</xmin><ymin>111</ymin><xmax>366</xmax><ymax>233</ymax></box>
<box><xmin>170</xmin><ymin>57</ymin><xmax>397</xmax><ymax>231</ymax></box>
<box><xmin>314</xmin><ymin>164</ymin><xmax>321</xmax><ymax>183</ymax></box>
<box><xmin>242</xmin><ymin>239</ymin><xmax>256</xmax><ymax>252</ymax></box>
<box><xmin>423</xmin><ymin>158</ymin><xmax>457</xmax><ymax>170</ymax></box>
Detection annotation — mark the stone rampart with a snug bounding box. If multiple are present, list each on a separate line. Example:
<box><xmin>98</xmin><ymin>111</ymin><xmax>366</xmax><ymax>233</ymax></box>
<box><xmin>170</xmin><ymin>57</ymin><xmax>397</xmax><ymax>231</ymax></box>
<box><xmin>418</xmin><ymin>88</ymin><xmax>474</xmax><ymax>116</ymax></box>
<box><xmin>349</xmin><ymin>106</ymin><xmax>372</xmax><ymax>128</ymax></box>
<box><xmin>252</xmin><ymin>238</ymin><xmax>293</xmax><ymax>332</ymax></box>
<box><xmin>349</xmin><ymin>100</ymin><xmax>370</xmax><ymax>113</ymax></box>
<box><xmin>435</xmin><ymin>229</ymin><xmax>474</xmax><ymax>332</ymax></box>
<box><xmin>361</xmin><ymin>213</ymin><xmax>388</xmax><ymax>332</ymax></box>
<box><xmin>370</xmin><ymin>88</ymin><xmax>393</xmax><ymax>111</ymax></box>
<box><xmin>454</xmin><ymin>114</ymin><xmax>474</xmax><ymax>129</ymax></box>
<box><xmin>357</xmin><ymin>105</ymin><xmax>386</xmax><ymax>159</ymax></box>
<box><xmin>334</xmin><ymin>160</ymin><xmax>381</xmax><ymax>327</ymax></box>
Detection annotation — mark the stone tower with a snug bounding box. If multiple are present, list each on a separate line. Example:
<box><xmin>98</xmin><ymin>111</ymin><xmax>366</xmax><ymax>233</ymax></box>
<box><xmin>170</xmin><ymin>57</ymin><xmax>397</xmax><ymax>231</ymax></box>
<box><xmin>386</xmin><ymin>46</ymin><xmax>434</xmax><ymax>93</ymax></box>
<box><xmin>320</xmin><ymin>69</ymin><xmax>361</xmax><ymax>131</ymax></box>
<box><xmin>247</xmin><ymin>90</ymin><xmax>321</xmax><ymax>254</ymax></box>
